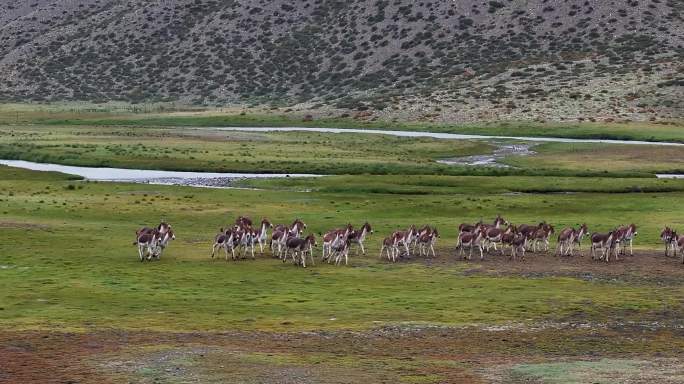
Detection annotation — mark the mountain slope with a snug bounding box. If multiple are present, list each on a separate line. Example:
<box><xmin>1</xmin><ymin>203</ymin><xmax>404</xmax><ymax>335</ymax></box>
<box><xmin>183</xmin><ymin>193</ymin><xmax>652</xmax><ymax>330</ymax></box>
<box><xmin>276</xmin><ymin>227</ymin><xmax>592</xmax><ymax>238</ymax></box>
<box><xmin>0</xmin><ymin>0</ymin><xmax>682</xmax><ymax>122</ymax></box>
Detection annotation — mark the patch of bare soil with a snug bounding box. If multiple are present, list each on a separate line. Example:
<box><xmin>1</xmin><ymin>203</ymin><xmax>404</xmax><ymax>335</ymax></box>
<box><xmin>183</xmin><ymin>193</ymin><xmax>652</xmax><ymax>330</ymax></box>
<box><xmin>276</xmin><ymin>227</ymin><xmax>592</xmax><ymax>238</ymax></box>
<box><xmin>402</xmin><ymin>248</ymin><xmax>684</xmax><ymax>284</ymax></box>
<box><xmin>2</xmin><ymin>324</ymin><xmax>682</xmax><ymax>383</ymax></box>
<box><xmin>0</xmin><ymin>221</ymin><xmax>51</xmax><ymax>230</ymax></box>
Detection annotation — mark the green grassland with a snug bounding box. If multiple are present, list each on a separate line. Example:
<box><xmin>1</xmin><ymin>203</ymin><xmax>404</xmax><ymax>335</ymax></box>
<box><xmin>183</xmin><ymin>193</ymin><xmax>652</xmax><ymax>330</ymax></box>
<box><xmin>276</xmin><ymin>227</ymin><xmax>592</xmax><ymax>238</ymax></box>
<box><xmin>1</xmin><ymin>104</ymin><xmax>682</xmax><ymax>143</ymax></box>
<box><xmin>1</xmin><ymin>125</ymin><xmax>682</xmax><ymax>177</ymax></box>
<box><xmin>1</xmin><ymin>166</ymin><xmax>683</xmax><ymax>333</ymax></box>
<box><xmin>2</xmin><ymin>108</ymin><xmax>684</xmax><ymax>382</ymax></box>
<box><xmin>236</xmin><ymin>174</ymin><xmax>684</xmax><ymax>194</ymax></box>
<box><xmin>503</xmin><ymin>142</ymin><xmax>684</xmax><ymax>175</ymax></box>
<box><xmin>0</xmin><ymin>125</ymin><xmax>495</xmax><ymax>175</ymax></box>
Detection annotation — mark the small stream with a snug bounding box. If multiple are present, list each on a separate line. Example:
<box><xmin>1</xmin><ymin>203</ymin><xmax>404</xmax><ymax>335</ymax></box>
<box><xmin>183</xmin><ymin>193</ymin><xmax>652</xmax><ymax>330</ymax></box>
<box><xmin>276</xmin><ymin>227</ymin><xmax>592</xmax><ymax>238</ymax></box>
<box><xmin>436</xmin><ymin>143</ymin><xmax>535</xmax><ymax>168</ymax></box>
<box><xmin>203</xmin><ymin>127</ymin><xmax>684</xmax><ymax>147</ymax></box>
<box><xmin>2</xmin><ymin>127</ymin><xmax>682</xmax><ymax>186</ymax></box>
<box><xmin>0</xmin><ymin>160</ymin><xmax>320</xmax><ymax>188</ymax></box>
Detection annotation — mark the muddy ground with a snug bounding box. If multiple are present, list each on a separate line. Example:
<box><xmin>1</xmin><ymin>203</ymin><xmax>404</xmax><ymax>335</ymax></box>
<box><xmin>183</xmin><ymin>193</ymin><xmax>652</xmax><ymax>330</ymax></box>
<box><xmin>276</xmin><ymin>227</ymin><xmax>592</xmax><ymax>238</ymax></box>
<box><xmin>2</xmin><ymin>325</ymin><xmax>682</xmax><ymax>383</ymax></box>
<box><xmin>3</xmin><ymin>250</ymin><xmax>683</xmax><ymax>384</ymax></box>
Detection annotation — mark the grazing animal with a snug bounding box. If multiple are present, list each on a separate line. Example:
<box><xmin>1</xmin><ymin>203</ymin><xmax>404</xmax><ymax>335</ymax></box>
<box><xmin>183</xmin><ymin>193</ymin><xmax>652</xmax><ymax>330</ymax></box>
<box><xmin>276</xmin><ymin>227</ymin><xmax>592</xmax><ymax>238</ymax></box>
<box><xmin>590</xmin><ymin>231</ymin><xmax>615</xmax><ymax>262</ymax></box>
<box><xmin>348</xmin><ymin>222</ymin><xmax>373</xmax><ymax>255</ymax></box>
<box><xmin>134</xmin><ymin>229</ymin><xmax>160</xmax><ymax>262</ymax></box>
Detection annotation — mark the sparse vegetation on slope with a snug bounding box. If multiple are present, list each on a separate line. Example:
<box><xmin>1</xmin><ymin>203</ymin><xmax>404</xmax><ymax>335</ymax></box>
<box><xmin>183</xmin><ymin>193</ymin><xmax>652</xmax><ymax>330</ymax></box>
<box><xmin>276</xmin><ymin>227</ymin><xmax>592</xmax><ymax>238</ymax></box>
<box><xmin>0</xmin><ymin>0</ymin><xmax>681</xmax><ymax>122</ymax></box>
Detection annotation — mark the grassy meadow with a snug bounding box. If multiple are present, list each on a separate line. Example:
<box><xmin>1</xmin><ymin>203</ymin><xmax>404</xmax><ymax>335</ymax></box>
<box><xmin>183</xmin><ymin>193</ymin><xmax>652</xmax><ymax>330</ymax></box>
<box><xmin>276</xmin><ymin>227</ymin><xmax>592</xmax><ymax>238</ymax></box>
<box><xmin>1</xmin><ymin>106</ymin><xmax>684</xmax><ymax>382</ymax></box>
<box><xmin>1</xmin><ymin>165</ymin><xmax>684</xmax><ymax>333</ymax></box>
<box><xmin>1</xmin><ymin>103</ymin><xmax>682</xmax><ymax>143</ymax></box>
<box><xmin>1</xmin><ymin>124</ymin><xmax>683</xmax><ymax>177</ymax></box>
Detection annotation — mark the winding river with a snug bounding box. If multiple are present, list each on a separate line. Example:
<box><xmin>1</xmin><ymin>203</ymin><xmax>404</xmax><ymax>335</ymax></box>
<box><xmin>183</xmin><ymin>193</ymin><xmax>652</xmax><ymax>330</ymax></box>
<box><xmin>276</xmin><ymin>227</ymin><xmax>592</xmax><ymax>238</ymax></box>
<box><xmin>1</xmin><ymin>127</ymin><xmax>682</xmax><ymax>186</ymax></box>
<box><xmin>0</xmin><ymin>160</ymin><xmax>319</xmax><ymax>188</ymax></box>
<box><xmin>203</xmin><ymin>127</ymin><xmax>684</xmax><ymax>147</ymax></box>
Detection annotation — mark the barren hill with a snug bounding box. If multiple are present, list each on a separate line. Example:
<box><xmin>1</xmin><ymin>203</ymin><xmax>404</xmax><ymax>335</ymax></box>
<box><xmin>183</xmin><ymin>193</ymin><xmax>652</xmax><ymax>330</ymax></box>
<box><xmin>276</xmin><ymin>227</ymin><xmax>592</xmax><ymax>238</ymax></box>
<box><xmin>0</xmin><ymin>0</ymin><xmax>682</xmax><ymax>122</ymax></box>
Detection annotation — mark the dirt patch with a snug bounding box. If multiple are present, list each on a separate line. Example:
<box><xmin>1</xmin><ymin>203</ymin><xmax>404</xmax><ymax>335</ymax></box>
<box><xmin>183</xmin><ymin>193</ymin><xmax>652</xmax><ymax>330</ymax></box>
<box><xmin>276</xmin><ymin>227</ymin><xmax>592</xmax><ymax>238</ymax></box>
<box><xmin>389</xmin><ymin>247</ymin><xmax>684</xmax><ymax>285</ymax></box>
<box><xmin>0</xmin><ymin>221</ymin><xmax>51</xmax><ymax>230</ymax></box>
<box><xmin>2</xmin><ymin>325</ymin><xmax>682</xmax><ymax>383</ymax></box>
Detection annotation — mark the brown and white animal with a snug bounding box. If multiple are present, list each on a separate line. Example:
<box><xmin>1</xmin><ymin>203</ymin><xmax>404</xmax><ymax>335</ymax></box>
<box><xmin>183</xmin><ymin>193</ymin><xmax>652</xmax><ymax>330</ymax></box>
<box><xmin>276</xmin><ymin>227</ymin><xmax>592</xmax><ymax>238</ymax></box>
<box><xmin>667</xmin><ymin>230</ymin><xmax>684</xmax><ymax>258</ymax></box>
<box><xmin>133</xmin><ymin>228</ymin><xmax>161</xmax><ymax>262</ymax></box>
<box><xmin>322</xmin><ymin>224</ymin><xmax>353</xmax><ymax>260</ymax></box>
<box><xmin>529</xmin><ymin>223</ymin><xmax>554</xmax><ymax>252</ymax></box>
<box><xmin>417</xmin><ymin>227</ymin><xmax>439</xmax><ymax>258</ymax></box>
<box><xmin>135</xmin><ymin>221</ymin><xmax>171</xmax><ymax>242</ymax></box>
<box><xmin>500</xmin><ymin>225</ymin><xmax>519</xmax><ymax>256</ymax></box>
<box><xmin>555</xmin><ymin>224</ymin><xmax>588</xmax><ymax>257</ymax></box>
<box><xmin>348</xmin><ymin>222</ymin><xmax>373</xmax><ymax>255</ymax></box>
<box><xmin>274</xmin><ymin>218</ymin><xmax>307</xmax><ymax>238</ymax></box>
<box><xmin>613</xmin><ymin>224</ymin><xmax>638</xmax><ymax>256</ymax></box>
<box><xmin>675</xmin><ymin>232</ymin><xmax>684</xmax><ymax>264</ymax></box>
<box><xmin>284</xmin><ymin>234</ymin><xmax>317</xmax><ymax>267</ymax></box>
<box><xmin>235</xmin><ymin>215</ymin><xmax>253</xmax><ymax>228</ymax></box>
<box><xmin>661</xmin><ymin>226</ymin><xmax>678</xmax><ymax>257</ymax></box>
<box><xmin>481</xmin><ymin>223</ymin><xmax>512</xmax><ymax>254</ymax></box>
<box><xmin>329</xmin><ymin>237</ymin><xmax>351</xmax><ymax>266</ymax></box>
<box><xmin>380</xmin><ymin>236</ymin><xmax>397</xmax><ymax>262</ymax></box>
<box><xmin>458</xmin><ymin>222</ymin><xmax>479</xmax><ymax>234</ymax></box>
<box><xmin>473</xmin><ymin>215</ymin><xmax>509</xmax><ymax>234</ymax></box>
<box><xmin>509</xmin><ymin>233</ymin><xmax>527</xmax><ymax>261</ymax></box>
<box><xmin>456</xmin><ymin>230</ymin><xmax>485</xmax><ymax>260</ymax></box>
<box><xmin>251</xmin><ymin>218</ymin><xmax>273</xmax><ymax>254</ymax></box>
<box><xmin>237</xmin><ymin>225</ymin><xmax>257</xmax><ymax>259</ymax></box>
<box><xmin>152</xmin><ymin>228</ymin><xmax>175</xmax><ymax>259</ymax></box>
<box><xmin>391</xmin><ymin>225</ymin><xmax>416</xmax><ymax>258</ymax></box>
<box><xmin>590</xmin><ymin>231</ymin><xmax>616</xmax><ymax>262</ymax></box>
<box><xmin>211</xmin><ymin>228</ymin><xmax>237</xmax><ymax>261</ymax></box>
<box><xmin>517</xmin><ymin>222</ymin><xmax>544</xmax><ymax>240</ymax></box>
<box><xmin>270</xmin><ymin>228</ymin><xmax>290</xmax><ymax>259</ymax></box>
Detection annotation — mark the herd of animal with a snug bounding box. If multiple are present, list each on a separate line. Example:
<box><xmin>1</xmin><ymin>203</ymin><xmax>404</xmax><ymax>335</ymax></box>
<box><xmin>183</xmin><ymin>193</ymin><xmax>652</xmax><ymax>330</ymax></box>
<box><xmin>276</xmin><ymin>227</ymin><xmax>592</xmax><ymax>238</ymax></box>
<box><xmin>132</xmin><ymin>214</ymin><xmax>684</xmax><ymax>266</ymax></box>
<box><xmin>453</xmin><ymin>215</ymin><xmax>639</xmax><ymax>263</ymax></box>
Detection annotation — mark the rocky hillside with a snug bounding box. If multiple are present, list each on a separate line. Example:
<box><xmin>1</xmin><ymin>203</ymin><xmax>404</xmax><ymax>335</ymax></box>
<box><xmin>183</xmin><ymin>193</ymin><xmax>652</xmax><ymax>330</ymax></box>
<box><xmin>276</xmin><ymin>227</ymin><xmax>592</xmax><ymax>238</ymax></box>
<box><xmin>0</xmin><ymin>0</ymin><xmax>682</xmax><ymax>122</ymax></box>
